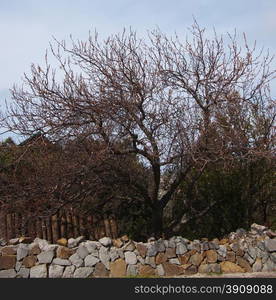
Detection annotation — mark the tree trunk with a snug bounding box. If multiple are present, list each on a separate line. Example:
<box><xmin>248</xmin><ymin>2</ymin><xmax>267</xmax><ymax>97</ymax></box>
<box><xmin>151</xmin><ymin>204</ymin><xmax>164</xmax><ymax>238</ymax></box>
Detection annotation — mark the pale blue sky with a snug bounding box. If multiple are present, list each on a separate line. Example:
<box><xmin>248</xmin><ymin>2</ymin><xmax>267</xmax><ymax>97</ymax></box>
<box><xmin>0</xmin><ymin>0</ymin><xmax>275</xmax><ymax>140</ymax></box>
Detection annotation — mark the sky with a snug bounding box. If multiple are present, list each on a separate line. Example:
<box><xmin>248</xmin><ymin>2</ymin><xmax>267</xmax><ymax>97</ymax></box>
<box><xmin>0</xmin><ymin>0</ymin><xmax>275</xmax><ymax>141</ymax></box>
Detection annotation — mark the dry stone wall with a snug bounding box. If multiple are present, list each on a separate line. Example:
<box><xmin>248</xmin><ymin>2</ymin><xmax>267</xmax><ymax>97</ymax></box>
<box><xmin>0</xmin><ymin>223</ymin><xmax>275</xmax><ymax>278</ymax></box>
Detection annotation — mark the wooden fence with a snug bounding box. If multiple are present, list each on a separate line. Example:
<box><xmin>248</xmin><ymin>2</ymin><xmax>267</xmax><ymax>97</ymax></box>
<box><xmin>0</xmin><ymin>208</ymin><xmax>119</xmax><ymax>243</ymax></box>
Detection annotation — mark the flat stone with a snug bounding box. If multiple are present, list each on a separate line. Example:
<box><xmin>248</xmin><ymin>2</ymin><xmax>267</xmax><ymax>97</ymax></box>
<box><xmin>136</xmin><ymin>243</ymin><xmax>147</xmax><ymax>258</ymax></box>
<box><xmin>219</xmin><ymin>238</ymin><xmax>229</xmax><ymax>245</ymax></box>
<box><xmin>0</xmin><ymin>269</ymin><xmax>16</xmax><ymax>278</ymax></box>
<box><xmin>17</xmin><ymin>244</ymin><xmax>29</xmax><ymax>261</ymax></box>
<box><xmin>206</xmin><ymin>250</ymin><xmax>218</xmax><ymax>263</ymax></box>
<box><xmin>56</xmin><ymin>246</ymin><xmax>74</xmax><ymax>259</ymax></box>
<box><xmin>122</xmin><ymin>241</ymin><xmax>136</xmax><ymax>252</ymax></box>
<box><xmin>1</xmin><ymin>246</ymin><xmax>17</xmax><ymax>256</ymax></box>
<box><xmin>15</xmin><ymin>261</ymin><xmax>22</xmax><ymax>272</ymax></box>
<box><xmin>92</xmin><ymin>262</ymin><xmax>110</xmax><ymax>277</ymax></box>
<box><xmin>226</xmin><ymin>251</ymin><xmax>236</xmax><ymax>263</ymax></box>
<box><xmin>176</xmin><ymin>243</ymin><xmax>187</xmax><ymax>255</ymax></box>
<box><xmin>127</xmin><ymin>264</ymin><xmax>138</xmax><ymax>276</ymax></box>
<box><xmin>201</xmin><ymin>242</ymin><xmax>209</xmax><ymax>251</ymax></box>
<box><xmin>264</xmin><ymin>239</ymin><xmax>276</xmax><ymax>252</ymax></box>
<box><xmin>68</xmin><ymin>238</ymin><xmax>78</xmax><ymax>248</ymax></box>
<box><xmin>178</xmin><ymin>253</ymin><xmax>191</xmax><ymax>265</ymax></box>
<box><xmin>49</xmin><ymin>265</ymin><xmax>64</xmax><ymax>278</ymax></box>
<box><xmin>33</xmin><ymin>238</ymin><xmax>49</xmax><ymax>251</ymax></box>
<box><xmin>110</xmin><ymin>258</ymin><xmax>126</xmax><ymax>277</ymax></box>
<box><xmin>156</xmin><ymin>252</ymin><xmax>168</xmax><ymax>264</ymax></box>
<box><xmin>244</xmin><ymin>253</ymin><xmax>255</xmax><ymax>265</ymax></box>
<box><xmin>29</xmin><ymin>243</ymin><xmax>41</xmax><ymax>255</ymax></box>
<box><xmin>37</xmin><ymin>250</ymin><xmax>54</xmax><ymax>264</ymax></box>
<box><xmin>182</xmin><ymin>264</ymin><xmax>198</xmax><ymax>275</ymax></box>
<box><xmin>125</xmin><ymin>251</ymin><xmax>137</xmax><ymax>265</ymax></box>
<box><xmin>251</xmin><ymin>223</ymin><xmax>267</xmax><ymax>234</ymax></box>
<box><xmin>270</xmin><ymin>253</ymin><xmax>276</xmax><ymax>264</ymax></box>
<box><xmin>84</xmin><ymin>254</ymin><xmax>100</xmax><ymax>267</ymax></box>
<box><xmin>147</xmin><ymin>243</ymin><xmax>158</xmax><ymax>257</ymax></box>
<box><xmin>8</xmin><ymin>238</ymin><xmax>19</xmax><ymax>245</ymax></box>
<box><xmin>145</xmin><ymin>256</ymin><xmax>156</xmax><ymax>268</ymax></box>
<box><xmin>99</xmin><ymin>246</ymin><xmax>110</xmax><ymax>270</ymax></box>
<box><xmin>138</xmin><ymin>264</ymin><xmax>156</xmax><ymax>277</ymax></box>
<box><xmin>110</xmin><ymin>247</ymin><xmax>119</xmax><ymax>262</ymax></box>
<box><xmin>77</xmin><ymin>245</ymin><xmax>89</xmax><ymax>259</ymax></box>
<box><xmin>262</xmin><ymin>259</ymin><xmax>275</xmax><ymax>272</ymax></box>
<box><xmin>220</xmin><ymin>261</ymin><xmax>245</xmax><ymax>273</ymax></box>
<box><xmin>252</xmin><ymin>258</ymin><xmax>262</xmax><ymax>272</ymax></box>
<box><xmin>121</xmin><ymin>235</ymin><xmax>129</xmax><ymax>242</ymax></box>
<box><xmin>113</xmin><ymin>239</ymin><xmax>123</xmax><ymax>248</ymax></box>
<box><xmin>30</xmin><ymin>264</ymin><xmax>48</xmax><ymax>278</ymax></box>
<box><xmin>0</xmin><ymin>255</ymin><xmax>16</xmax><ymax>270</ymax></box>
<box><xmin>84</xmin><ymin>241</ymin><xmax>100</xmax><ymax>253</ymax></box>
<box><xmin>217</xmin><ymin>245</ymin><xmax>227</xmax><ymax>258</ymax></box>
<box><xmin>19</xmin><ymin>236</ymin><xmax>33</xmax><ymax>244</ymax></box>
<box><xmin>43</xmin><ymin>244</ymin><xmax>58</xmax><ymax>252</ymax></box>
<box><xmin>236</xmin><ymin>256</ymin><xmax>252</xmax><ymax>272</ymax></box>
<box><xmin>69</xmin><ymin>253</ymin><xmax>84</xmax><ymax>267</ymax></box>
<box><xmin>57</xmin><ymin>238</ymin><xmax>68</xmax><ymax>247</ymax></box>
<box><xmin>190</xmin><ymin>253</ymin><xmax>203</xmax><ymax>266</ymax></box>
<box><xmin>169</xmin><ymin>258</ymin><xmax>180</xmax><ymax>265</ymax></box>
<box><xmin>210</xmin><ymin>263</ymin><xmax>221</xmax><ymax>273</ymax></box>
<box><xmin>62</xmin><ymin>265</ymin><xmax>76</xmax><ymax>278</ymax></box>
<box><xmin>73</xmin><ymin>267</ymin><xmax>94</xmax><ymax>278</ymax></box>
<box><xmin>22</xmin><ymin>255</ymin><xmax>37</xmax><ymax>268</ymax></box>
<box><xmin>16</xmin><ymin>267</ymin><xmax>30</xmax><ymax>278</ymax></box>
<box><xmin>162</xmin><ymin>262</ymin><xmax>183</xmax><ymax>276</ymax></box>
<box><xmin>198</xmin><ymin>264</ymin><xmax>212</xmax><ymax>273</ymax></box>
<box><xmin>155</xmin><ymin>240</ymin><xmax>166</xmax><ymax>252</ymax></box>
<box><xmin>168</xmin><ymin>238</ymin><xmax>176</xmax><ymax>248</ymax></box>
<box><xmin>52</xmin><ymin>258</ymin><xmax>71</xmax><ymax>266</ymax></box>
<box><xmin>236</xmin><ymin>248</ymin><xmax>244</xmax><ymax>257</ymax></box>
<box><xmin>165</xmin><ymin>247</ymin><xmax>176</xmax><ymax>258</ymax></box>
<box><xmin>99</xmin><ymin>237</ymin><xmax>112</xmax><ymax>247</ymax></box>
<box><xmin>248</xmin><ymin>246</ymin><xmax>257</xmax><ymax>260</ymax></box>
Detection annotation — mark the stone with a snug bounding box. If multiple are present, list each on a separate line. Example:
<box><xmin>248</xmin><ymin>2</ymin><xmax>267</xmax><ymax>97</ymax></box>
<box><xmin>22</xmin><ymin>255</ymin><xmax>37</xmax><ymax>268</ymax></box>
<box><xmin>235</xmin><ymin>256</ymin><xmax>252</xmax><ymax>272</ymax></box>
<box><xmin>56</xmin><ymin>246</ymin><xmax>74</xmax><ymax>259</ymax></box>
<box><xmin>270</xmin><ymin>253</ymin><xmax>276</xmax><ymax>264</ymax></box>
<box><xmin>0</xmin><ymin>269</ymin><xmax>17</xmax><ymax>278</ymax></box>
<box><xmin>168</xmin><ymin>238</ymin><xmax>176</xmax><ymax>248</ymax></box>
<box><xmin>73</xmin><ymin>267</ymin><xmax>94</xmax><ymax>278</ymax></box>
<box><xmin>262</xmin><ymin>259</ymin><xmax>275</xmax><ymax>272</ymax></box>
<box><xmin>217</xmin><ymin>245</ymin><xmax>227</xmax><ymax>258</ymax></box>
<box><xmin>169</xmin><ymin>258</ymin><xmax>180</xmax><ymax>265</ymax></box>
<box><xmin>122</xmin><ymin>241</ymin><xmax>136</xmax><ymax>252</ymax></box>
<box><xmin>16</xmin><ymin>267</ymin><xmax>30</xmax><ymax>278</ymax></box>
<box><xmin>219</xmin><ymin>238</ymin><xmax>228</xmax><ymax>245</ymax></box>
<box><xmin>43</xmin><ymin>244</ymin><xmax>58</xmax><ymax>252</ymax></box>
<box><xmin>84</xmin><ymin>241</ymin><xmax>100</xmax><ymax>253</ymax></box>
<box><xmin>244</xmin><ymin>253</ymin><xmax>255</xmax><ymax>265</ymax></box>
<box><xmin>57</xmin><ymin>238</ymin><xmax>68</xmax><ymax>247</ymax></box>
<box><xmin>178</xmin><ymin>253</ymin><xmax>191</xmax><ymax>265</ymax></box>
<box><xmin>0</xmin><ymin>255</ymin><xmax>16</xmax><ymax>270</ymax></box>
<box><xmin>138</xmin><ymin>264</ymin><xmax>156</xmax><ymax>277</ymax></box>
<box><xmin>206</xmin><ymin>250</ymin><xmax>218</xmax><ymax>263</ymax></box>
<box><xmin>156</xmin><ymin>252</ymin><xmax>168</xmax><ymax>264</ymax></box>
<box><xmin>155</xmin><ymin>240</ymin><xmax>166</xmax><ymax>252</ymax></box>
<box><xmin>210</xmin><ymin>263</ymin><xmax>221</xmax><ymax>273</ymax></box>
<box><xmin>252</xmin><ymin>258</ymin><xmax>262</xmax><ymax>272</ymax></box>
<box><xmin>162</xmin><ymin>262</ymin><xmax>183</xmax><ymax>276</ymax></box>
<box><xmin>17</xmin><ymin>244</ymin><xmax>29</xmax><ymax>261</ymax></box>
<box><xmin>29</xmin><ymin>243</ymin><xmax>41</xmax><ymax>255</ymax></box>
<box><xmin>69</xmin><ymin>253</ymin><xmax>84</xmax><ymax>267</ymax></box>
<box><xmin>251</xmin><ymin>223</ymin><xmax>267</xmax><ymax>234</ymax></box>
<box><xmin>113</xmin><ymin>239</ymin><xmax>123</xmax><ymax>248</ymax></box>
<box><xmin>220</xmin><ymin>261</ymin><xmax>245</xmax><ymax>273</ymax></box>
<box><xmin>121</xmin><ymin>235</ymin><xmax>129</xmax><ymax>243</ymax></box>
<box><xmin>236</xmin><ymin>248</ymin><xmax>244</xmax><ymax>257</ymax></box>
<box><xmin>226</xmin><ymin>251</ymin><xmax>236</xmax><ymax>263</ymax></box>
<box><xmin>84</xmin><ymin>254</ymin><xmax>100</xmax><ymax>267</ymax></box>
<box><xmin>230</xmin><ymin>243</ymin><xmax>239</xmax><ymax>252</ymax></box>
<box><xmin>30</xmin><ymin>264</ymin><xmax>48</xmax><ymax>278</ymax></box>
<box><xmin>1</xmin><ymin>246</ymin><xmax>17</xmax><ymax>256</ymax></box>
<box><xmin>248</xmin><ymin>246</ymin><xmax>257</xmax><ymax>260</ymax></box>
<box><xmin>156</xmin><ymin>264</ymin><xmax>165</xmax><ymax>276</ymax></box>
<box><xmin>190</xmin><ymin>253</ymin><xmax>203</xmax><ymax>266</ymax></box>
<box><xmin>176</xmin><ymin>243</ymin><xmax>187</xmax><ymax>255</ymax></box>
<box><xmin>76</xmin><ymin>245</ymin><xmax>89</xmax><ymax>259</ymax></box>
<box><xmin>109</xmin><ymin>247</ymin><xmax>119</xmax><ymax>262</ymax></box>
<box><xmin>52</xmin><ymin>258</ymin><xmax>71</xmax><ymax>266</ymax></box>
<box><xmin>165</xmin><ymin>247</ymin><xmax>176</xmax><ymax>258</ymax></box>
<box><xmin>182</xmin><ymin>264</ymin><xmax>198</xmax><ymax>275</ymax></box>
<box><xmin>147</xmin><ymin>237</ymin><xmax>155</xmax><ymax>243</ymax></box>
<box><xmin>217</xmin><ymin>254</ymin><xmax>225</xmax><ymax>262</ymax></box>
<box><xmin>93</xmin><ymin>262</ymin><xmax>110</xmax><ymax>277</ymax></box>
<box><xmin>201</xmin><ymin>242</ymin><xmax>209</xmax><ymax>251</ymax></box>
<box><xmin>208</xmin><ymin>242</ymin><xmax>219</xmax><ymax>250</ymax></box>
<box><xmin>127</xmin><ymin>264</ymin><xmax>138</xmax><ymax>276</ymax></box>
<box><xmin>136</xmin><ymin>243</ymin><xmax>147</xmax><ymax>258</ymax></box>
<box><xmin>49</xmin><ymin>265</ymin><xmax>64</xmax><ymax>278</ymax></box>
<box><xmin>110</xmin><ymin>258</ymin><xmax>126</xmax><ymax>277</ymax></box>
<box><xmin>264</xmin><ymin>239</ymin><xmax>276</xmax><ymax>252</ymax></box>
<box><xmin>8</xmin><ymin>238</ymin><xmax>19</xmax><ymax>245</ymax></box>
<box><xmin>62</xmin><ymin>265</ymin><xmax>76</xmax><ymax>278</ymax></box>
<box><xmin>33</xmin><ymin>238</ymin><xmax>49</xmax><ymax>251</ymax></box>
<box><xmin>147</xmin><ymin>243</ymin><xmax>158</xmax><ymax>257</ymax></box>
<box><xmin>99</xmin><ymin>237</ymin><xmax>112</xmax><ymax>247</ymax></box>
<box><xmin>19</xmin><ymin>236</ymin><xmax>33</xmax><ymax>244</ymax></box>
<box><xmin>99</xmin><ymin>246</ymin><xmax>110</xmax><ymax>270</ymax></box>
<box><xmin>198</xmin><ymin>264</ymin><xmax>211</xmax><ymax>273</ymax></box>
<box><xmin>145</xmin><ymin>256</ymin><xmax>156</xmax><ymax>268</ymax></box>
<box><xmin>125</xmin><ymin>251</ymin><xmax>137</xmax><ymax>265</ymax></box>
<box><xmin>15</xmin><ymin>261</ymin><xmax>22</xmax><ymax>272</ymax></box>
<box><xmin>68</xmin><ymin>238</ymin><xmax>78</xmax><ymax>248</ymax></box>
<box><xmin>37</xmin><ymin>250</ymin><xmax>54</xmax><ymax>264</ymax></box>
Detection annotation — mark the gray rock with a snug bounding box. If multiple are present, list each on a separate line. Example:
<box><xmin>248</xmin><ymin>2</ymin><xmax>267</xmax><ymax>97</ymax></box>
<box><xmin>122</xmin><ymin>241</ymin><xmax>136</xmax><ymax>252</ymax></box>
<box><xmin>52</xmin><ymin>258</ymin><xmax>72</xmax><ymax>266</ymax></box>
<box><xmin>118</xmin><ymin>249</ymin><xmax>124</xmax><ymax>259</ymax></box>
<box><xmin>176</xmin><ymin>243</ymin><xmax>187</xmax><ymax>255</ymax></box>
<box><xmin>147</xmin><ymin>237</ymin><xmax>156</xmax><ymax>243</ymax></box>
<box><xmin>201</xmin><ymin>242</ymin><xmax>209</xmax><ymax>251</ymax></box>
<box><xmin>256</xmin><ymin>241</ymin><xmax>266</xmax><ymax>251</ymax></box>
<box><xmin>37</xmin><ymin>250</ymin><xmax>55</xmax><ymax>264</ymax></box>
<box><xmin>15</xmin><ymin>261</ymin><xmax>22</xmax><ymax>272</ymax></box>
<box><xmin>208</xmin><ymin>242</ymin><xmax>219</xmax><ymax>250</ymax></box>
<box><xmin>69</xmin><ymin>253</ymin><xmax>84</xmax><ymax>267</ymax></box>
<box><xmin>168</xmin><ymin>238</ymin><xmax>176</xmax><ymax>248</ymax></box>
<box><xmin>163</xmin><ymin>240</ymin><xmax>169</xmax><ymax>248</ymax></box>
<box><xmin>156</xmin><ymin>264</ymin><xmax>165</xmax><ymax>276</ymax></box>
<box><xmin>248</xmin><ymin>246</ymin><xmax>257</xmax><ymax>260</ymax></box>
<box><xmin>236</xmin><ymin>228</ymin><xmax>247</xmax><ymax>237</ymax></box>
<box><xmin>8</xmin><ymin>238</ymin><xmax>19</xmax><ymax>245</ymax></box>
<box><xmin>264</xmin><ymin>239</ymin><xmax>276</xmax><ymax>252</ymax></box>
<box><xmin>217</xmin><ymin>245</ymin><xmax>227</xmax><ymax>258</ymax></box>
<box><xmin>147</xmin><ymin>243</ymin><xmax>158</xmax><ymax>256</ymax></box>
<box><xmin>49</xmin><ymin>265</ymin><xmax>64</xmax><ymax>278</ymax></box>
<box><xmin>77</xmin><ymin>245</ymin><xmax>89</xmax><ymax>259</ymax></box>
<box><xmin>110</xmin><ymin>248</ymin><xmax>119</xmax><ymax>262</ymax></box>
<box><xmin>99</xmin><ymin>237</ymin><xmax>112</xmax><ymax>247</ymax></box>
<box><xmin>84</xmin><ymin>254</ymin><xmax>100</xmax><ymax>267</ymax></box>
<box><xmin>230</xmin><ymin>243</ymin><xmax>239</xmax><ymax>252</ymax></box>
<box><xmin>244</xmin><ymin>253</ymin><xmax>255</xmax><ymax>265</ymax></box>
<box><xmin>30</xmin><ymin>264</ymin><xmax>48</xmax><ymax>278</ymax></box>
<box><xmin>262</xmin><ymin>259</ymin><xmax>275</xmax><ymax>272</ymax></box>
<box><xmin>99</xmin><ymin>246</ymin><xmax>110</xmax><ymax>270</ymax></box>
<box><xmin>16</xmin><ymin>267</ymin><xmax>30</xmax><ymax>278</ymax></box>
<box><xmin>251</xmin><ymin>223</ymin><xmax>267</xmax><ymax>234</ymax></box>
<box><xmin>68</xmin><ymin>238</ymin><xmax>78</xmax><ymax>248</ymax></box>
<box><xmin>127</xmin><ymin>264</ymin><xmax>138</xmax><ymax>276</ymax></box>
<box><xmin>198</xmin><ymin>264</ymin><xmax>212</xmax><ymax>273</ymax></box>
<box><xmin>210</xmin><ymin>263</ymin><xmax>221</xmax><ymax>273</ymax></box>
<box><xmin>270</xmin><ymin>253</ymin><xmax>276</xmax><ymax>264</ymax></box>
<box><xmin>17</xmin><ymin>244</ymin><xmax>29</xmax><ymax>261</ymax></box>
<box><xmin>125</xmin><ymin>251</ymin><xmax>137</xmax><ymax>265</ymax></box>
<box><xmin>137</xmin><ymin>255</ymin><xmax>145</xmax><ymax>265</ymax></box>
<box><xmin>73</xmin><ymin>267</ymin><xmax>94</xmax><ymax>278</ymax></box>
<box><xmin>145</xmin><ymin>256</ymin><xmax>156</xmax><ymax>268</ymax></box>
<box><xmin>252</xmin><ymin>259</ymin><xmax>262</xmax><ymax>272</ymax></box>
<box><xmin>84</xmin><ymin>241</ymin><xmax>100</xmax><ymax>253</ymax></box>
<box><xmin>42</xmin><ymin>244</ymin><xmax>58</xmax><ymax>252</ymax></box>
<box><xmin>0</xmin><ymin>269</ymin><xmax>16</xmax><ymax>278</ymax></box>
<box><xmin>62</xmin><ymin>265</ymin><xmax>76</xmax><ymax>278</ymax></box>
<box><xmin>169</xmin><ymin>258</ymin><xmax>180</xmax><ymax>265</ymax></box>
<box><xmin>33</xmin><ymin>238</ymin><xmax>49</xmax><ymax>250</ymax></box>
<box><xmin>156</xmin><ymin>240</ymin><xmax>166</xmax><ymax>252</ymax></box>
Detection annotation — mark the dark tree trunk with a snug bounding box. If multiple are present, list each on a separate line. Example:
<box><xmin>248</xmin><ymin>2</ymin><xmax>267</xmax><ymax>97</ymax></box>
<box><xmin>151</xmin><ymin>203</ymin><xmax>164</xmax><ymax>238</ymax></box>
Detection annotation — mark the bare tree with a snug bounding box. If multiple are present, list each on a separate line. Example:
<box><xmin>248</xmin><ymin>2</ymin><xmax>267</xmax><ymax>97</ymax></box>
<box><xmin>4</xmin><ymin>21</ymin><xmax>275</xmax><ymax>236</ymax></box>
